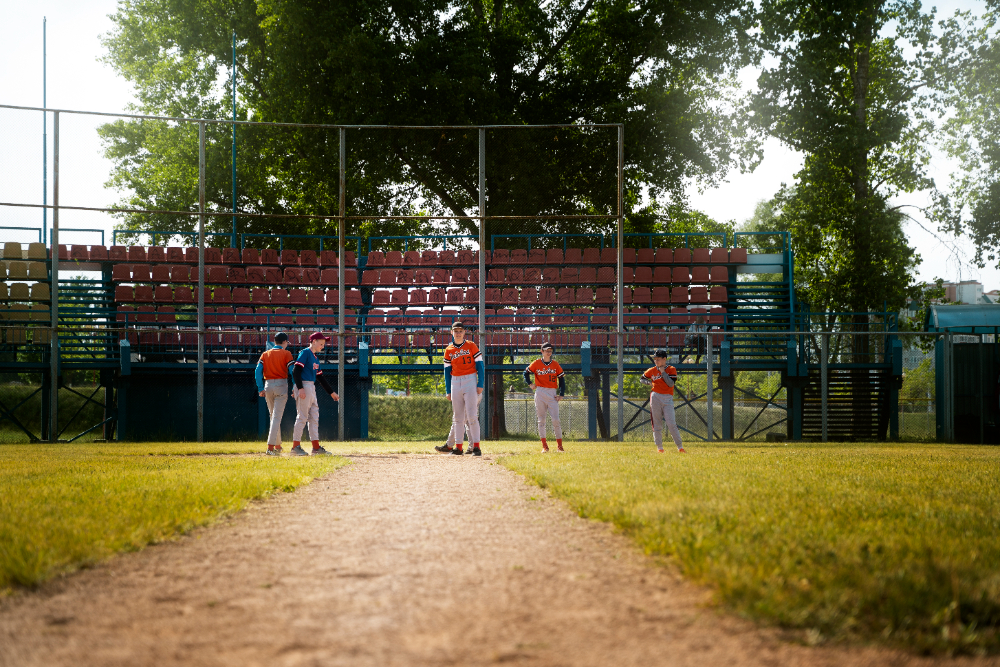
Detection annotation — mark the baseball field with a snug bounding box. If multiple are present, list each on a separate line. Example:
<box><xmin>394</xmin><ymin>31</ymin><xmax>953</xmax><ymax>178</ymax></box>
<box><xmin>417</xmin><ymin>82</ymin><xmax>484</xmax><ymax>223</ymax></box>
<box><xmin>1</xmin><ymin>440</ymin><xmax>998</xmax><ymax>663</ymax></box>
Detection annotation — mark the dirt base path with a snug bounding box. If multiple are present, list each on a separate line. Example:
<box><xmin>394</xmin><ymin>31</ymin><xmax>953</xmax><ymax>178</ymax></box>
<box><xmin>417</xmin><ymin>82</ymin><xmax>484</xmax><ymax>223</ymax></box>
<box><xmin>0</xmin><ymin>454</ymin><xmax>993</xmax><ymax>667</ymax></box>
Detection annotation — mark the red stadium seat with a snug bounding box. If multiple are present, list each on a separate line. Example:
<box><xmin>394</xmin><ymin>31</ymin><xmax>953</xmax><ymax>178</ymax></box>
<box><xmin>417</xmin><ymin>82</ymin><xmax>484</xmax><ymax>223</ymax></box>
<box><xmin>524</xmin><ymin>267</ymin><xmax>541</xmax><ymax>283</ymax></box>
<box><xmin>582</xmin><ymin>248</ymin><xmax>601</xmax><ymax>264</ymax></box>
<box><xmin>545</xmin><ymin>248</ymin><xmax>563</xmax><ymax>264</ymax></box>
<box><xmin>316</xmin><ymin>308</ymin><xmax>335</xmax><ymax>327</ymax></box>
<box><xmin>169</xmin><ymin>265</ymin><xmax>190</xmax><ymax>283</ymax></box>
<box><xmin>174</xmin><ymin>286</ymin><xmax>193</xmax><ymax>304</ymax></box>
<box><xmin>366</xmin><ymin>251</ymin><xmax>385</xmax><ymax>267</ymax></box>
<box><xmin>378</xmin><ymin>269</ymin><xmax>396</xmax><ymax>286</ymax></box>
<box><xmin>157</xmin><ymin>306</ymin><xmax>177</xmax><ymax>324</ymax></box>
<box><xmin>670</xmin><ymin>286</ymin><xmax>689</xmax><ymax>304</ymax></box>
<box><xmin>89</xmin><ymin>245</ymin><xmax>109</xmax><ymax>262</ymax></box>
<box><xmin>671</xmin><ymin>307</ymin><xmax>689</xmax><ymax>326</ymax></box>
<box><xmin>163</xmin><ymin>247</ymin><xmax>184</xmax><ymax>264</ymax></box>
<box><xmin>109</xmin><ymin>246</ymin><xmax>128</xmax><ymax>262</ymax></box>
<box><xmin>235</xmin><ymin>307</ymin><xmax>254</xmax><ymax>325</ymax></box>
<box><xmin>228</xmin><ymin>267</ymin><xmax>246</xmax><ymax>283</ymax></box>
<box><xmin>709</xmin><ymin>286</ymin><xmax>728</xmax><ymax>304</ymax></box>
<box><xmin>299</xmin><ymin>250</ymin><xmax>318</xmax><ymax>266</ymax></box>
<box><xmin>371</xmin><ymin>290</ymin><xmax>390</xmax><ymax>306</ymax></box>
<box><xmin>674</xmin><ymin>248</ymin><xmax>692</xmax><ymax>264</ymax></box>
<box><xmin>596</xmin><ymin>267</ymin><xmax>614</xmax><ymax>283</ymax></box>
<box><xmin>319</xmin><ymin>268</ymin><xmax>337</xmax><ymax>285</ymax></box>
<box><xmin>264</xmin><ymin>267</ymin><xmax>282</xmax><ymax>284</ymax></box>
<box><xmin>538</xmin><ymin>287</ymin><xmax>557</xmax><ymax>304</ymax></box>
<box><xmin>637</xmin><ymin>248</ymin><xmax>655</xmax><ymax>264</ymax></box>
<box><xmin>260</xmin><ymin>248</ymin><xmax>280</xmax><ymax>265</ymax></box>
<box><xmin>271</xmin><ymin>289</ymin><xmax>290</xmax><ymax>306</ymax></box>
<box><xmin>432</xmin><ymin>269</ymin><xmax>449</xmax><ymax>285</ymax></box>
<box><xmin>132</xmin><ymin>264</ymin><xmax>152</xmax><ymax>282</ymax></box>
<box><xmin>455</xmin><ymin>249</ymin><xmax>474</xmax><ymax>265</ymax></box>
<box><xmin>621</xmin><ymin>267</ymin><xmax>634</xmax><ymax>284</ymax></box>
<box><xmin>519</xmin><ymin>289</ymin><xmax>537</xmax><ymax>306</ymax></box>
<box><xmin>556</xmin><ymin>287</ymin><xmax>574</xmax><ymax>304</ymax></box>
<box><xmin>575</xmin><ymin>289</ymin><xmax>594</xmax><ymax>305</ymax></box>
<box><xmin>439</xmin><ymin>250</ymin><xmax>456</xmax><ymax>265</ymax></box>
<box><xmin>651</xmin><ymin>286</ymin><xmax>671</xmax><ymax>304</ymax></box>
<box><xmin>343</xmin><ymin>269</ymin><xmax>358</xmax><ymax>285</ymax></box>
<box><xmin>447</xmin><ymin>288</ymin><xmax>464</xmax><ymax>304</ymax></box>
<box><xmin>485</xmin><ymin>288</ymin><xmax>501</xmax><ymax>304</ymax></box>
<box><xmin>692</xmin><ymin>248</ymin><xmax>711</xmax><ymax>264</ymax></box>
<box><xmin>710</xmin><ymin>247</ymin><xmax>729</xmax><ymax>263</ymax></box>
<box><xmin>241</xmin><ymin>248</ymin><xmax>260</xmax><ymax>264</ymax></box>
<box><xmin>283</xmin><ymin>268</ymin><xmax>302</xmax><ymax>285</ymax></box>
<box><xmin>655</xmin><ymin>248</ymin><xmax>673</xmax><ymax>264</ymax></box>
<box><xmin>595</xmin><ymin>288</ymin><xmax>614</xmax><ymax>304</ymax></box>
<box><xmin>464</xmin><ymin>288</ymin><xmax>480</xmax><ymax>305</ymax></box>
<box><xmin>115</xmin><ymin>285</ymin><xmax>134</xmax><ymax>302</ymax></box>
<box><xmin>305</xmin><ymin>289</ymin><xmax>324</xmax><ymax>306</ymax></box>
<box><xmin>154</xmin><ymin>285</ymin><xmax>173</xmax><ymax>303</ymax></box>
<box><xmin>491</xmin><ymin>249</ymin><xmax>509</xmax><ymax>265</ymax></box>
<box><xmin>396</xmin><ymin>269</ymin><xmax>414</xmax><ymax>285</ymax></box>
<box><xmin>626</xmin><ymin>308</ymin><xmax>649</xmax><ymax>326</ymax></box>
<box><xmin>346</xmin><ymin>289</ymin><xmax>363</xmax><ymax>306</ymax></box>
<box><xmin>672</xmin><ymin>267</ymin><xmax>690</xmax><ymax>283</ymax></box>
<box><xmin>578</xmin><ymin>267</ymin><xmax>597</xmax><ymax>283</ymax></box>
<box><xmin>213</xmin><ymin>287</ymin><xmax>232</xmax><ymax>304</ymax></box>
<box><xmin>203</xmin><ymin>248</ymin><xmax>223</xmax><ymax>264</ymax></box>
<box><xmin>208</xmin><ymin>266</ymin><xmax>228</xmax><ymax>283</ymax></box>
<box><xmin>468</xmin><ymin>269</ymin><xmax>480</xmax><ymax>284</ymax></box>
<box><xmin>252</xmin><ymin>308</ymin><xmax>272</xmax><ymax>326</ymax></box>
<box><xmin>507</xmin><ymin>267</ymin><xmax>524</xmax><ymax>284</ymax></box>
<box><xmin>222</xmin><ymin>248</ymin><xmax>241</xmax><ymax>264</ymax></box>
<box><xmin>487</xmin><ymin>268</ymin><xmax>505</xmax><ymax>284</ymax></box>
<box><xmin>143</xmin><ymin>246</ymin><xmax>163</xmax><ymax>263</ymax></box>
<box><xmin>560</xmin><ymin>267</ymin><xmax>578</xmax><ymax>284</ymax></box>
<box><xmin>134</xmin><ymin>285</ymin><xmax>154</xmax><ymax>303</ymax></box>
<box><xmin>541</xmin><ymin>267</ymin><xmax>559</xmax><ymax>284</ymax></box>
<box><xmin>251</xmin><ymin>288</ymin><xmax>270</xmax><ymax>305</ymax></box>
<box><xmin>650</xmin><ymin>308</ymin><xmax>670</xmax><ymax>326</ymax></box>
<box><xmin>534</xmin><ymin>309</ymin><xmax>552</xmax><ymax>326</ymax></box>
<box><xmin>691</xmin><ymin>266</ymin><xmax>710</xmax><ymax>284</ymax></box>
<box><xmin>318</xmin><ymin>250</ymin><xmax>338</xmax><ymax>267</ymax></box>
<box><xmin>232</xmin><ymin>287</ymin><xmax>251</xmax><ymax>304</ymax></box>
<box><xmin>296</xmin><ymin>308</ymin><xmax>316</xmax><ymax>326</ymax></box>
<box><xmin>273</xmin><ymin>308</ymin><xmax>293</xmax><ymax>325</ymax></box>
<box><xmin>501</xmin><ymin>288</ymin><xmax>518</xmax><ymax>305</ymax></box>
<box><xmin>730</xmin><ymin>248</ymin><xmax>748</xmax><ymax>264</ymax></box>
<box><xmin>652</xmin><ymin>267</ymin><xmax>671</xmax><ymax>283</ymax></box>
<box><xmin>420</xmin><ymin>250</ymin><xmax>438</xmax><ymax>265</ymax></box>
<box><xmin>428</xmin><ymin>288</ymin><xmax>445</xmax><ymax>305</ymax></box>
<box><xmin>709</xmin><ymin>307</ymin><xmax>726</xmax><ymax>326</ymax></box>
<box><xmin>127</xmin><ymin>247</ymin><xmax>147</xmax><ymax>263</ymax></box>
<box><xmin>451</xmin><ymin>268</ymin><xmax>469</xmax><ymax>285</ymax></box>
<box><xmin>606</xmin><ymin>247</ymin><xmax>624</xmax><ymax>264</ymax></box>
<box><xmin>410</xmin><ymin>289</ymin><xmax>428</xmax><ymax>306</ymax></box>
<box><xmin>390</xmin><ymin>289</ymin><xmax>408</xmax><ymax>306</ymax></box>
<box><xmin>632</xmin><ymin>287</ymin><xmax>650</xmax><ymax>304</ymax></box>
<box><xmin>517</xmin><ymin>249</ymin><xmax>534</xmax><ymax>265</ymax></box>
<box><xmin>301</xmin><ymin>268</ymin><xmax>320</xmax><ymax>285</ymax></box>
<box><xmin>564</xmin><ymin>248</ymin><xmax>582</xmax><ymax>264</ymax></box>
<box><xmin>384</xmin><ymin>251</ymin><xmax>403</xmax><ymax>266</ymax></box>
<box><xmin>289</xmin><ymin>288</ymin><xmax>307</xmax><ymax>305</ymax></box>
<box><xmin>279</xmin><ymin>249</ymin><xmax>298</xmax><ymax>266</ymax></box>
<box><xmin>634</xmin><ymin>266</ymin><xmax>652</xmax><ymax>283</ymax></box>
<box><xmin>709</xmin><ymin>266</ymin><xmax>728</xmax><ymax>283</ymax></box>
<box><xmin>403</xmin><ymin>250</ymin><xmax>421</xmax><ymax>266</ymax></box>
<box><xmin>112</xmin><ymin>264</ymin><xmax>132</xmax><ymax>282</ymax></box>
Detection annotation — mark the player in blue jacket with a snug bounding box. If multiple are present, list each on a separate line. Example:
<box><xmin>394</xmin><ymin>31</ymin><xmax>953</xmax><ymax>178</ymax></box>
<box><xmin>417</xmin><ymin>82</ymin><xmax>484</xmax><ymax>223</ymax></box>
<box><xmin>290</xmin><ymin>332</ymin><xmax>340</xmax><ymax>456</ymax></box>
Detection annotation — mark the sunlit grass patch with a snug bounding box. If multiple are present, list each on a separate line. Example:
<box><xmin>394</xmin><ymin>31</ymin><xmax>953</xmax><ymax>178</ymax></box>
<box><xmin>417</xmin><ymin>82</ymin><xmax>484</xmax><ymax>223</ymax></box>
<box><xmin>499</xmin><ymin>440</ymin><xmax>1000</xmax><ymax>655</ymax></box>
<box><xmin>0</xmin><ymin>442</ymin><xmax>346</xmax><ymax>590</ymax></box>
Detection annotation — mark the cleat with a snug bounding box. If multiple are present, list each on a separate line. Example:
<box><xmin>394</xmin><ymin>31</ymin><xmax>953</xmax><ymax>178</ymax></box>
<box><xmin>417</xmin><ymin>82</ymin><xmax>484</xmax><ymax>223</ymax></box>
<box><xmin>677</xmin><ymin>447</ymin><xmax>686</xmax><ymax>453</ymax></box>
<box><xmin>471</xmin><ymin>447</ymin><xmax>482</xmax><ymax>457</ymax></box>
<box><xmin>435</xmin><ymin>444</ymin><xmax>454</xmax><ymax>453</ymax></box>
<box><xmin>273</xmin><ymin>445</ymin><xmax>283</xmax><ymax>454</ymax></box>
<box><xmin>265</xmin><ymin>449</ymin><xmax>280</xmax><ymax>456</ymax></box>
<box><xmin>312</xmin><ymin>446</ymin><xmax>332</xmax><ymax>456</ymax></box>
<box><xmin>289</xmin><ymin>445</ymin><xmax>309</xmax><ymax>456</ymax></box>
<box><xmin>657</xmin><ymin>448</ymin><xmax>665</xmax><ymax>453</ymax></box>
<box><xmin>556</xmin><ymin>444</ymin><xmax>565</xmax><ymax>453</ymax></box>
<box><xmin>451</xmin><ymin>448</ymin><xmax>465</xmax><ymax>455</ymax></box>
<box><xmin>541</xmin><ymin>447</ymin><xmax>549</xmax><ymax>453</ymax></box>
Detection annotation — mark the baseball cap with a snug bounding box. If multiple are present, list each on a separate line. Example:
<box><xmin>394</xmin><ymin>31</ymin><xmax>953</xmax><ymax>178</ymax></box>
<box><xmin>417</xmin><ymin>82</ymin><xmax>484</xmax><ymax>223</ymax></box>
<box><xmin>274</xmin><ymin>332</ymin><xmax>288</xmax><ymax>344</ymax></box>
<box><xmin>451</xmin><ymin>321</ymin><xmax>465</xmax><ymax>331</ymax></box>
<box><xmin>541</xmin><ymin>342</ymin><xmax>554</xmax><ymax>351</ymax></box>
<box><xmin>654</xmin><ymin>349</ymin><xmax>669</xmax><ymax>359</ymax></box>
<box><xmin>309</xmin><ymin>332</ymin><xmax>331</xmax><ymax>342</ymax></box>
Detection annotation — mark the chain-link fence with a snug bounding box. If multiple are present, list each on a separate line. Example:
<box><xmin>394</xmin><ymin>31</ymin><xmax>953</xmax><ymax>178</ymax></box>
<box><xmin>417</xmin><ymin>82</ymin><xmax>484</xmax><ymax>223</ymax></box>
<box><xmin>2</xmin><ymin>102</ymin><xmax>986</xmax><ymax>445</ymax></box>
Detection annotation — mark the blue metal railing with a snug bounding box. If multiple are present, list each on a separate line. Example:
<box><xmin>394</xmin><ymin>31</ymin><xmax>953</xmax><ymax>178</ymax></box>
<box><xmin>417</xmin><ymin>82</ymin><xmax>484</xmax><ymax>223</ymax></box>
<box><xmin>489</xmin><ymin>233</ymin><xmax>609</xmax><ymax>251</ymax></box>
<box><xmin>366</xmin><ymin>235</ymin><xmax>476</xmax><ymax>253</ymax></box>
<box><xmin>0</xmin><ymin>226</ymin><xmax>43</xmax><ymax>243</ymax></box>
<box><xmin>621</xmin><ymin>232</ymin><xmax>729</xmax><ymax>248</ymax></box>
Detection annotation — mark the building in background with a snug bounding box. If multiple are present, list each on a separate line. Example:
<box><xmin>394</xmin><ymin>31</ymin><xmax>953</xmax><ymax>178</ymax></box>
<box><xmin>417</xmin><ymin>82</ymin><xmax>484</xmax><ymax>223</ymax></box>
<box><xmin>943</xmin><ymin>280</ymin><xmax>985</xmax><ymax>305</ymax></box>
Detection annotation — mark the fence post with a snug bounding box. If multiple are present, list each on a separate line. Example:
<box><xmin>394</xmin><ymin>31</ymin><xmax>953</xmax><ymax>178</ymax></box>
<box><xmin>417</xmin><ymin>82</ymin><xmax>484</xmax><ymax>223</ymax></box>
<box><xmin>942</xmin><ymin>331</ymin><xmax>953</xmax><ymax>442</ymax></box>
<box><xmin>478</xmin><ymin>128</ymin><xmax>487</xmax><ymax>441</ymax></box>
<box><xmin>706</xmin><ymin>332</ymin><xmax>713</xmax><ymax>441</ymax></box>
<box><xmin>616</xmin><ymin>124</ymin><xmax>624</xmax><ymax>441</ymax></box>
<box><xmin>338</xmin><ymin>127</ymin><xmax>345</xmax><ymax>441</ymax></box>
<box><xmin>197</xmin><ymin>121</ymin><xmax>205</xmax><ymax>442</ymax></box>
<box><xmin>49</xmin><ymin>110</ymin><xmax>59</xmax><ymax>441</ymax></box>
<box><xmin>821</xmin><ymin>332</ymin><xmax>829</xmax><ymax>442</ymax></box>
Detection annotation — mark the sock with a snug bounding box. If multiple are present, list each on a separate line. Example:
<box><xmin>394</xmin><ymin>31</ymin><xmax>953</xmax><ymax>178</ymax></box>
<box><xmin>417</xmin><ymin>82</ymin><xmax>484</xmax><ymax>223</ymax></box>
<box><xmin>541</xmin><ymin>438</ymin><xmax>548</xmax><ymax>449</ymax></box>
<box><xmin>473</xmin><ymin>442</ymin><xmax>480</xmax><ymax>450</ymax></box>
<box><xmin>455</xmin><ymin>443</ymin><xmax>463</xmax><ymax>451</ymax></box>
<box><xmin>557</xmin><ymin>439</ymin><xmax>563</xmax><ymax>447</ymax></box>
<box><xmin>293</xmin><ymin>441</ymin><xmax>300</xmax><ymax>448</ymax></box>
<box><xmin>312</xmin><ymin>440</ymin><xmax>320</xmax><ymax>451</ymax></box>
<box><xmin>267</xmin><ymin>444</ymin><xmax>274</xmax><ymax>451</ymax></box>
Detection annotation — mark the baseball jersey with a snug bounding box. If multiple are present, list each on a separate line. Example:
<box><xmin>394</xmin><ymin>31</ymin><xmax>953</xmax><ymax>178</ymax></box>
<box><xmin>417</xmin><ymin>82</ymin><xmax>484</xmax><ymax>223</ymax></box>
<box><xmin>258</xmin><ymin>347</ymin><xmax>293</xmax><ymax>380</ymax></box>
<box><xmin>444</xmin><ymin>340</ymin><xmax>482</xmax><ymax>377</ymax></box>
<box><xmin>294</xmin><ymin>348</ymin><xmax>323</xmax><ymax>382</ymax></box>
<box><xmin>526</xmin><ymin>359</ymin><xmax>564</xmax><ymax>390</ymax></box>
<box><xmin>644</xmin><ymin>365</ymin><xmax>677</xmax><ymax>395</ymax></box>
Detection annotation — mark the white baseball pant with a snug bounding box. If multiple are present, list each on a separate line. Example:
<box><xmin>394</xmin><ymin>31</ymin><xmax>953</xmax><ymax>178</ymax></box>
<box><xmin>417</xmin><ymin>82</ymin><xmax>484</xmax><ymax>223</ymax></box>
<box><xmin>534</xmin><ymin>386</ymin><xmax>563</xmax><ymax>440</ymax></box>
<box><xmin>450</xmin><ymin>373</ymin><xmax>481</xmax><ymax>446</ymax></box>
<box><xmin>446</xmin><ymin>390</ymin><xmax>482</xmax><ymax>447</ymax></box>
<box><xmin>263</xmin><ymin>379</ymin><xmax>288</xmax><ymax>446</ymax></box>
<box><xmin>293</xmin><ymin>381</ymin><xmax>320</xmax><ymax>442</ymax></box>
<box><xmin>650</xmin><ymin>391</ymin><xmax>683</xmax><ymax>450</ymax></box>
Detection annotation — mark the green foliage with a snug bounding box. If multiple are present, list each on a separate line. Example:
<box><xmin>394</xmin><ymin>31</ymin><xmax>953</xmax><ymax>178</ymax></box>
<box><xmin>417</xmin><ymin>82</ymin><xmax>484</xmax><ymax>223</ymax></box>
<box><xmin>100</xmin><ymin>0</ymin><xmax>761</xmax><ymax>242</ymax></box>
<box><xmin>900</xmin><ymin>357</ymin><xmax>935</xmax><ymax>407</ymax></box>
<box><xmin>367</xmin><ymin>395</ymin><xmax>454</xmax><ymax>440</ymax></box>
<box><xmin>753</xmin><ymin>0</ymin><xmax>937</xmax><ymax>317</ymax></box>
<box><xmin>0</xmin><ymin>442</ymin><xmax>345</xmax><ymax>589</ymax></box>
<box><xmin>502</xmin><ymin>441</ymin><xmax>1000</xmax><ymax>654</ymax></box>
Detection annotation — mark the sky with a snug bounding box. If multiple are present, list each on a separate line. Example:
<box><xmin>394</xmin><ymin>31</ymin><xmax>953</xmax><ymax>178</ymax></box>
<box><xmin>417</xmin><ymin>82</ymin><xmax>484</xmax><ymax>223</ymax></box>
<box><xmin>0</xmin><ymin>0</ymin><xmax>994</xmax><ymax>288</ymax></box>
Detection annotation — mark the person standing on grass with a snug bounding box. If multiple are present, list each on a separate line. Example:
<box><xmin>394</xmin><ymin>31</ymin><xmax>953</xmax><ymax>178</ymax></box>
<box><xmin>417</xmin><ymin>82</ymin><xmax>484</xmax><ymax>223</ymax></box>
<box><xmin>640</xmin><ymin>349</ymin><xmax>685</xmax><ymax>453</ymax></box>
<box><xmin>437</xmin><ymin>392</ymin><xmax>482</xmax><ymax>455</ymax></box>
<box><xmin>525</xmin><ymin>342</ymin><xmax>566</xmax><ymax>453</ymax></box>
<box><xmin>435</xmin><ymin>321</ymin><xmax>484</xmax><ymax>456</ymax></box>
<box><xmin>256</xmin><ymin>332</ymin><xmax>294</xmax><ymax>456</ymax></box>
<box><xmin>291</xmin><ymin>332</ymin><xmax>340</xmax><ymax>456</ymax></box>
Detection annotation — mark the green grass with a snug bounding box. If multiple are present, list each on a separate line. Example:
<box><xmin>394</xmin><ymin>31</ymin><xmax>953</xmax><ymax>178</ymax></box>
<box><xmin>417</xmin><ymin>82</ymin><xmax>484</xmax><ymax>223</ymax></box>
<box><xmin>498</xmin><ymin>440</ymin><xmax>1000</xmax><ymax>655</ymax></box>
<box><xmin>0</xmin><ymin>441</ymin><xmax>346</xmax><ymax>591</ymax></box>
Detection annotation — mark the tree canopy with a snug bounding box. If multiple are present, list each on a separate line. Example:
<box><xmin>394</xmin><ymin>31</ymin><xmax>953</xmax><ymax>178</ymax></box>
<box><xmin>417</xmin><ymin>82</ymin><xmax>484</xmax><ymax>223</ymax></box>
<box><xmin>100</xmin><ymin>0</ymin><xmax>760</xmax><ymax>246</ymax></box>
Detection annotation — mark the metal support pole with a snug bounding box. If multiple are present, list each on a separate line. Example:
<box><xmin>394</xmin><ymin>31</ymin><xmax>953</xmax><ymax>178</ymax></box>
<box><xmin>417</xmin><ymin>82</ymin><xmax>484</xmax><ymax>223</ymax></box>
<box><xmin>943</xmin><ymin>332</ymin><xmax>953</xmax><ymax>442</ymax></box>
<box><xmin>337</xmin><ymin>127</ymin><xmax>346</xmax><ymax>441</ymax></box>
<box><xmin>49</xmin><ymin>111</ymin><xmax>59</xmax><ymax>441</ymax></box>
<box><xmin>197</xmin><ymin>121</ymin><xmax>205</xmax><ymax>442</ymax></box>
<box><xmin>706</xmin><ymin>333</ymin><xmax>713</xmax><ymax>441</ymax></box>
<box><xmin>616</xmin><ymin>124</ymin><xmax>624</xmax><ymax>441</ymax></box>
<box><xmin>43</xmin><ymin>17</ymin><xmax>47</xmax><ymax>245</ymax></box>
<box><xmin>478</xmin><ymin>128</ymin><xmax>487</xmax><ymax>441</ymax></box>
<box><xmin>821</xmin><ymin>332</ymin><xmax>829</xmax><ymax>442</ymax></box>
<box><xmin>231</xmin><ymin>30</ymin><xmax>237</xmax><ymax>248</ymax></box>
<box><xmin>979</xmin><ymin>334</ymin><xmax>984</xmax><ymax>445</ymax></box>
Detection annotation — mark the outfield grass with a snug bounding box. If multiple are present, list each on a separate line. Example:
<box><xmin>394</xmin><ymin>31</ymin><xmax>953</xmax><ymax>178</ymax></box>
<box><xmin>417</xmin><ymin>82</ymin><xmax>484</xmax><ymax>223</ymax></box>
<box><xmin>0</xmin><ymin>442</ymin><xmax>346</xmax><ymax>591</ymax></box>
<box><xmin>498</xmin><ymin>440</ymin><xmax>1000</xmax><ymax>655</ymax></box>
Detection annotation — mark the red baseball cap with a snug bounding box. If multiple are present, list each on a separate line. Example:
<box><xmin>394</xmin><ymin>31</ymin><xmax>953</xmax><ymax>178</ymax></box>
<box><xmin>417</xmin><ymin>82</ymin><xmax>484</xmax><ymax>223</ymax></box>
<box><xmin>309</xmin><ymin>332</ymin><xmax>331</xmax><ymax>342</ymax></box>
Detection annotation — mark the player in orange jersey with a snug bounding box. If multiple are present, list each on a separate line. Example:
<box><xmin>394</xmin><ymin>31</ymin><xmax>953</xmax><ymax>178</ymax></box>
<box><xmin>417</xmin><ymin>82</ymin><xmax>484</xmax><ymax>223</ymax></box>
<box><xmin>524</xmin><ymin>342</ymin><xmax>566</xmax><ymax>452</ymax></box>
<box><xmin>255</xmin><ymin>332</ymin><xmax>294</xmax><ymax>455</ymax></box>
<box><xmin>640</xmin><ymin>349</ymin><xmax>685</xmax><ymax>453</ymax></box>
<box><xmin>435</xmin><ymin>321</ymin><xmax>484</xmax><ymax>456</ymax></box>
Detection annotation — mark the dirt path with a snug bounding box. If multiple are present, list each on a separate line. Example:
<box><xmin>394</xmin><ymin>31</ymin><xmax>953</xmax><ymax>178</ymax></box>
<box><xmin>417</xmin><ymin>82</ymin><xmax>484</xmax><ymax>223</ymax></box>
<box><xmin>0</xmin><ymin>454</ymin><xmax>994</xmax><ymax>667</ymax></box>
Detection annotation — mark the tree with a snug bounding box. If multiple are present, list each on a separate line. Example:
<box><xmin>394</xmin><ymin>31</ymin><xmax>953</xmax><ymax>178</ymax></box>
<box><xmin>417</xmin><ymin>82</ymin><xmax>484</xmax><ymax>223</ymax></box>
<box><xmin>100</xmin><ymin>0</ymin><xmax>761</xmax><ymax>244</ymax></box>
<box><xmin>752</xmin><ymin>0</ymin><xmax>936</xmax><ymax>324</ymax></box>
